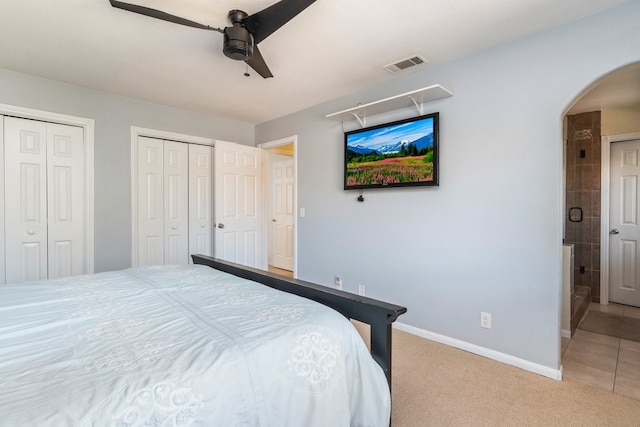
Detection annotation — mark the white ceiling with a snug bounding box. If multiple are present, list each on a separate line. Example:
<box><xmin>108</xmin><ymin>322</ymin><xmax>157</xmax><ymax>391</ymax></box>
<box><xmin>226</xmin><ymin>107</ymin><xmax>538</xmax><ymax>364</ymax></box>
<box><xmin>0</xmin><ymin>0</ymin><xmax>635</xmax><ymax>124</ymax></box>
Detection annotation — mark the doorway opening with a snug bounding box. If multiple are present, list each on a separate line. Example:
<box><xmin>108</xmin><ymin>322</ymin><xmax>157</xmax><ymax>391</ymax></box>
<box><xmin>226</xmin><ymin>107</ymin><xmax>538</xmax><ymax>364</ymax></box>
<box><xmin>560</xmin><ymin>62</ymin><xmax>640</xmax><ymax>395</ymax></box>
<box><xmin>561</xmin><ymin>62</ymin><xmax>640</xmax><ymax>337</ymax></box>
<box><xmin>259</xmin><ymin>136</ymin><xmax>297</xmax><ymax>278</ymax></box>
<box><xmin>130</xmin><ymin>126</ymin><xmax>215</xmax><ymax>267</ymax></box>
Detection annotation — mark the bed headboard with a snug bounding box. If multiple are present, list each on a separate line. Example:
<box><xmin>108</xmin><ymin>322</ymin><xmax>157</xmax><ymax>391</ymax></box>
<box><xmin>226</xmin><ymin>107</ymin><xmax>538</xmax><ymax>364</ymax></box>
<box><xmin>191</xmin><ymin>255</ymin><xmax>407</xmax><ymax>388</ymax></box>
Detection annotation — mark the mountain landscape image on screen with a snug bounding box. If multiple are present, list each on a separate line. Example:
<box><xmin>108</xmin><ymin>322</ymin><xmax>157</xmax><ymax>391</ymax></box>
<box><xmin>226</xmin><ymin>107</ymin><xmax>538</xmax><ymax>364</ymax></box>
<box><xmin>345</xmin><ymin>116</ymin><xmax>436</xmax><ymax>188</ymax></box>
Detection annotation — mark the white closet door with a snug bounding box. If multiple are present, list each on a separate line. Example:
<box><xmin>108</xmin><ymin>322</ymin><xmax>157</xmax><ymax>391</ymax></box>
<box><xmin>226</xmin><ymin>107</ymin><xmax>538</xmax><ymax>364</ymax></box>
<box><xmin>4</xmin><ymin>117</ymin><xmax>48</xmax><ymax>282</ymax></box>
<box><xmin>189</xmin><ymin>144</ymin><xmax>213</xmax><ymax>259</ymax></box>
<box><xmin>0</xmin><ymin>117</ymin><xmax>4</xmax><ymax>282</ymax></box>
<box><xmin>136</xmin><ymin>136</ymin><xmax>165</xmax><ymax>265</ymax></box>
<box><xmin>46</xmin><ymin>123</ymin><xmax>85</xmax><ymax>279</ymax></box>
<box><xmin>164</xmin><ymin>141</ymin><xmax>189</xmax><ymax>265</ymax></box>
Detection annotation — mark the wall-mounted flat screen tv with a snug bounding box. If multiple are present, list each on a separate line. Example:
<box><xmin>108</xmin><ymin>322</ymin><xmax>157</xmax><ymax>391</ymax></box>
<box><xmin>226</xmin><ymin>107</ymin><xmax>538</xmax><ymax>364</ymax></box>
<box><xmin>344</xmin><ymin>112</ymin><xmax>439</xmax><ymax>190</ymax></box>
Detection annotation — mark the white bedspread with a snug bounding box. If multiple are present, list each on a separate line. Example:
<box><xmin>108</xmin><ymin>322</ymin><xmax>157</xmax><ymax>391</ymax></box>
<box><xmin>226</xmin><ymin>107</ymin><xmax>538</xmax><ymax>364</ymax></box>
<box><xmin>0</xmin><ymin>264</ymin><xmax>390</xmax><ymax>426</ymax></box>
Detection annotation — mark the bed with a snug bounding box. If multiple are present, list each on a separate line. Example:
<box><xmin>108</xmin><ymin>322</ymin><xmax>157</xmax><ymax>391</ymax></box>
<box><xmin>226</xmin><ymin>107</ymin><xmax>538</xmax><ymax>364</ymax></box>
<box><xmin>0</xmin><ymin>254</ymin><xmax>406</xmax><ymax>426</ymax></box>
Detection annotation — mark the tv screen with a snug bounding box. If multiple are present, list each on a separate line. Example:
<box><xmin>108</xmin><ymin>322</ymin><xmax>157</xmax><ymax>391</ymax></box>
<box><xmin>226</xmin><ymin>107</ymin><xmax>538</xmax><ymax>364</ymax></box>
<box><xmin>344</xmin><ymin>112</ymin><xmax>439</xmax><ymax>190</ymax></box>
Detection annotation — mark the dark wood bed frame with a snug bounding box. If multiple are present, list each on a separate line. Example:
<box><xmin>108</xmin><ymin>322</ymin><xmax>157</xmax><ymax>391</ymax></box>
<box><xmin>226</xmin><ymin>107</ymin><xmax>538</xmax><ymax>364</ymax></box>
<box><xmin>192</xmin><ymin>254</ymin><xmax>407</xmax><ymax>388</ymax></box>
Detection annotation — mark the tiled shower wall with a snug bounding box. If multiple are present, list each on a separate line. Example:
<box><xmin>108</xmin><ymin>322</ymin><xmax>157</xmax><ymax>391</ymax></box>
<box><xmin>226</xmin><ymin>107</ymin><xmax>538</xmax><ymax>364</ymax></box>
<box><xmin>565</xmin><ymin>111</ymin><xmax>601</xmax><ymax>302</ymax></box>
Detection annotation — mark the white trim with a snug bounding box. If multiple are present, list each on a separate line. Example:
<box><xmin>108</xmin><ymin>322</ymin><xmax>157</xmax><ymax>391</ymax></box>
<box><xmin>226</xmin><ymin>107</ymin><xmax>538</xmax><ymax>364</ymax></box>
<box><xmin>601</xmin><ymin>136</ymin><xmax>611</xmax><ymax>305</ymax></box>
<box><xmin>601</xmin><ymin>131</ymin><xmax>640</xmax><ymax>305</ymax></box>
<box><xmin>0</xmin><ymin>103</ymin><xmax>95</xmax><ymax>276</ymax></box>
<box><xmin>130</xmin><ymin>126</ymin><xmax>216</xmax><ymax>266</ymax></box>
<box><xmin>258</xmin><ymin>136</ymin><xmax>298</xmax><ymax>278</ymax></box>
<box><xmin>561</xmin><ymin>329</ymin><xmax>571</xmax><ymax>339</ymax></box>
<box><xmin>394</xmin><ymin>322</ymin><xmax>563</xmax><ymax>380</ymax></box>
<box><xmin>0</xmin><ymin>118</ymin><xmax>4</xmax><ymax>282</ymax></box>
<box><xmin>260</xmin><ymin>153</ymin><xmax>272</xmax><ymax>270</ymax></box>
<box><xmin>130</xmin><ymin>126</ymin><xmax>216</xmax><ymax>147</ymax></box>
<box><xmin>258</xmin><ymin>135</ymin><xmax>297</xmax><ymax>150</ymax></box>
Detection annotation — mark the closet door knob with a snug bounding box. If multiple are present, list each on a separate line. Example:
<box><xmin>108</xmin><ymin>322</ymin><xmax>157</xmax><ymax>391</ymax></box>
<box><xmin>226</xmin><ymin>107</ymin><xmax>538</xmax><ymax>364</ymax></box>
<box><xmin>27</xmin><ymin>229</ymin><xmax>35</xmax><ymax>235</ymax></box>
<box><xmin>218</xmin><ymin>223</ymin><xmax>225</xmax><ymax>229</ymax></box>
<box><xmin>172</xmin><ymin>225</ymin><xmax>177</xmax><ymax>230</ymax></box>
<box><xmin>200</xmin><ymin>223</ymin><xmax>206</xmax><ymax>228</ymax></box>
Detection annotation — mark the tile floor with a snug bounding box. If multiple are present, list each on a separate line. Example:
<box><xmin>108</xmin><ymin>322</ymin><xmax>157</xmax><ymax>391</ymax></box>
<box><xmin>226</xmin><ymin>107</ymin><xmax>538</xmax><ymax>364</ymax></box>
<box><xmin>561</xmin><ymin>302</ymin><xmax>640</xmax><ymax>400</ymax></box>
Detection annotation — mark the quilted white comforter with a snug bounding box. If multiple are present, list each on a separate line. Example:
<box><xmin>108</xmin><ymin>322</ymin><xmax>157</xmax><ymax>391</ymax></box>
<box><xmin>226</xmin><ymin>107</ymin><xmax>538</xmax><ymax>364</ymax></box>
<box><xmin>0</xmin><ymin>264</ymin><xmax>390</xmax><ymax>426</ymax></box>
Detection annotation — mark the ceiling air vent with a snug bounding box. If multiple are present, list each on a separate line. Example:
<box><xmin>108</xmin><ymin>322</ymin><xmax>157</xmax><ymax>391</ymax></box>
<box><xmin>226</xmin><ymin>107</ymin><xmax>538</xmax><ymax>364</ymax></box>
<box><xmin>383</xmin><ymin>55</ymin><xmax>427</xmax><ymax>73</ymax></box>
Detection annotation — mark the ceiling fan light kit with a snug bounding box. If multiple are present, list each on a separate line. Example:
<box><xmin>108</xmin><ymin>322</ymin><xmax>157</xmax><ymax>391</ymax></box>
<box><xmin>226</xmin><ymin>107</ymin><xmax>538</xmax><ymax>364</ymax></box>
<box><xmin>108</xmin><ymin>0</ymin><xmax>316</xmax><ymax>79</ymax></box>
<box><xmin>223</xmin><ymin>11</ymin><xmax>254</xmax><ymax>61</ymax></box>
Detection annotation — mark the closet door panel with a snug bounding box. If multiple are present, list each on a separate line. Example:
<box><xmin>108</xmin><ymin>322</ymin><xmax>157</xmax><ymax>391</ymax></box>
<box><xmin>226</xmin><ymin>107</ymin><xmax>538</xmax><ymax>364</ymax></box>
<box><xmin>164</xmin><ymin>141</ymin><xmax>189</xmax><ymax>265</ymax></box>
<box><xmin>137</xmin><ymin>137</ymin><xmax>164</xmax><ymax>265</ymax></box>
<box><xmin>189</xmin><ymin>144</ymin><xmax>213</xmax><ymax>259</ymax></box>
<box><xmin>4</xmin><ymin>117</ymin><xmax>48</xmax><ymax>282</ymax></box>
<box><xmin>47</xmin><ymin>123</ymin><xmax>85</xmax><ymax>279</ymax></box>
<box><xmin>0</xmin><ymin>117</ymin><xmax>3</xmax><ymax>282</ymax></box>
<box><xmin>134</xmin><ymin>137</ymin><xmax>213</xmax><ymax>266</ymax></box>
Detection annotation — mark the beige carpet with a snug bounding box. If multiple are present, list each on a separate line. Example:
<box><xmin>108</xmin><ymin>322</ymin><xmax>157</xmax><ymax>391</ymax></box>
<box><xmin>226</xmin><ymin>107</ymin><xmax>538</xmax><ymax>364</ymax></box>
<box><xmin>391</xmin><ymin>330</ymin><xmax>640</xmax><ymax>426</ymax></box>
<box><xmin>579</xmin><ymin>311</ymin><xmax>640</xmax><ymax>342</ymax></box>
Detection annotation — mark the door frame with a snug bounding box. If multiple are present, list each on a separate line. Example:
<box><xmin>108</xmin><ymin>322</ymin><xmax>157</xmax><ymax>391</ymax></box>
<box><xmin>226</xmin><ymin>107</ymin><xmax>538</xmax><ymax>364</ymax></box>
<box><xmin>258</xmin><ymin>135</ymin><xmax>298</xmax><ymax>277</ymax></box>
<box><xmin>600</xmin><ymin>131</ymin><xmax>640</xmax><ymax>304</ymax></box>
<box><xmin>130</xmin><ymin>126</ymin><xmax>215</xmax><ymax>266</ymax></box>
<box><xmin>0</xmin><ymin>103</ymin><xmax>95</xmax><ymax>279</ymax></box>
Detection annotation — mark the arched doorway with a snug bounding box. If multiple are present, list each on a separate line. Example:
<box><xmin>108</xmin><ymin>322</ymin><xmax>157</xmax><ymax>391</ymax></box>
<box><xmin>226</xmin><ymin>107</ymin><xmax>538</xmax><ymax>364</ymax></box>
<box><xmin>562</xmin><ymin>62</ymin><xmax>640</xmax><ymax>336</ymax></box>
<box><xmin>561</xmin><ymin>62</ymin><xmax>640</xmax><ymax>392</ymax></box>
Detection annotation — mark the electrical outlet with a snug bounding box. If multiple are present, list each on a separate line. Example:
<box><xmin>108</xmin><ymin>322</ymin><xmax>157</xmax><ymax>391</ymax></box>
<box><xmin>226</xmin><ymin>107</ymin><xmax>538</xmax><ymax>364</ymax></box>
<box><xmin>334</xmin><ymin>276</ymin><xmax>342</xmax><ymax>290</ymax></box>
<box><xmin>480</xmin><ymin>312</ymin><xmax>492</xmax><ymax>329</ymax></box>
<box><xmin>358</xmin><ymin>284</ymin><xmax>365</xmax><ymax>296</ymax></box>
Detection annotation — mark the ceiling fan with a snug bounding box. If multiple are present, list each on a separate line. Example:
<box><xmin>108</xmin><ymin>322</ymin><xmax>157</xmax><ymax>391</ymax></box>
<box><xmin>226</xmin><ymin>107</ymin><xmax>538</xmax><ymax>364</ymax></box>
<box><xmin>109</xmin><ymin>0</ymin><xmax>316</xmax><ymax>78</ymax></box>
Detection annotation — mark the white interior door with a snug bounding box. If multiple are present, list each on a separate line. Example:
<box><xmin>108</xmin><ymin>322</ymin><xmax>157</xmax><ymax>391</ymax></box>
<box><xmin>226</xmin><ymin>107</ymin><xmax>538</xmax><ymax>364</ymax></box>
<box><xmin>270</xmin><ymin>157</ymin><xmax>294</xmax><ymax>271</ymax></box>
<box><xmin>164</xmin><ymin>141</ymin><xmax>189</xmax><ymax>265</ymax></box>
<box><xmin>189</xmin><ymin>144</ymin><xmax>213</xmax><ymax>259</ymax></box>
<box><xmin>46</xmin><ymin>123</ymin><xmax>85</xmax><ymax>279</ymax></box>
<box><xmin>609</xmin><ymin>139</ymin><xmax>640</xmax><ymax>307</ymax></box>
<box><xmin>136</xmin><ymin>136</ymin><xmax>165</xmax><ymax>265</ymax></box>
<box><xmin>214</xmin><ymin>140</ymin><xmax>263</xmax><ymax>268</ymax></box>
<box><xmin>4</xmin><ymin>117</ymin><xmax>48</xmax><ymax>282</ymax></box>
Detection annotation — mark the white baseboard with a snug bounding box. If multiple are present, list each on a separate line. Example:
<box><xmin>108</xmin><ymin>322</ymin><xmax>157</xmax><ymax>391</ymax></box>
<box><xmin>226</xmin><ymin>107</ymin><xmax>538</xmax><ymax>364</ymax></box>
<box><xmin>561</xmin><ymin>329</ymin><xmax>571</xmax><ymax>339</ymax></box>
<box><xmin>394</xmin><ymin>322</ymin><xmax>563</xmax><ymax>381</ymax></box>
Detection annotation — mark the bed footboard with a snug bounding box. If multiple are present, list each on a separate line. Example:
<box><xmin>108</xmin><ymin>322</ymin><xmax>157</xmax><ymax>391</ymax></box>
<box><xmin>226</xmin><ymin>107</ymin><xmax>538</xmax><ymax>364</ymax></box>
<box><xmin>191</xmin><ymin>255</ymin><xmax>407</xmax><ymax>388</ymax></box>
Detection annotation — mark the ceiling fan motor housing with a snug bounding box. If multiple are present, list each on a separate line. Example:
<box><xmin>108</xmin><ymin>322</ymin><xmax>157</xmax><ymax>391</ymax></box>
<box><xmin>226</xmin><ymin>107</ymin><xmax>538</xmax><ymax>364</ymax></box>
<box><xmin>223</xmin><ymin>10</ymin><xmax>254</xmax><ymax>60</ymax></box>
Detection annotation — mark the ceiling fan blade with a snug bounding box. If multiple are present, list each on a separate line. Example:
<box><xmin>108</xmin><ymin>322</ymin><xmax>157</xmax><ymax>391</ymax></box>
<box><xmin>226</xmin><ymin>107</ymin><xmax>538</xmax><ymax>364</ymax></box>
<box><xmin>245</xmin><ymin>46</ymin><xmax>273</xmax><ymax>79</ymax></box>
<box><xmin>109</xmin><ymin>0</ymin><xmax>221</xmax><ymax>32</ymax></box>
<box><xmin>242</xmin><ymin>0</ymin><xmax>316</xmax><ymax>45</ymax></box>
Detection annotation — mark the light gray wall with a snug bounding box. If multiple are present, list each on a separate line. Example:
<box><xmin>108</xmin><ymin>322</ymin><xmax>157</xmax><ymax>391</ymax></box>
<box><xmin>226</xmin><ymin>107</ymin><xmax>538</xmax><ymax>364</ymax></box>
<box><xmin>256</xmin><ymin>1</ymin><xmax>640</xmax><ymax>370</ymax></box>
<box><xmin>0</xmin><ymin>69</ymin><xmax>254</xmax><ymax>273</ymax></box>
